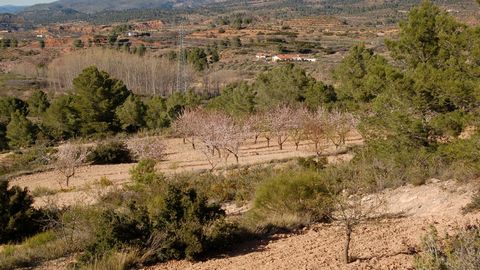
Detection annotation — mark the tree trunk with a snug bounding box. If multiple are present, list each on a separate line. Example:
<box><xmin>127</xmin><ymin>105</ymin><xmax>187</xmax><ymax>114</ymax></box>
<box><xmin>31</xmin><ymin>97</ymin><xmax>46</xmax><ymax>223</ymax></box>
<box><xmin>344</xmin><ymin>224</ymin><xmax>352</xmax><ymax>264</ymax></box>
<box><xmin>66</xmin><ymin>176</ymin><xmax>70</xmax><ymax>188</ymax></box>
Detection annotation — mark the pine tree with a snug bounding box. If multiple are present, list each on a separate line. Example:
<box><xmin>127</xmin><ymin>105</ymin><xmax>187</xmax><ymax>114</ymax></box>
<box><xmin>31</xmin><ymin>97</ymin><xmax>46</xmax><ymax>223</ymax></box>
<box><xmin>72</xmin><ymin>66</ymin><xmax>131</xmax><ymax>136</ymax></box>
<box><xmin>27</xmin><ymin>90</ymin><xmax>50</xmax><ymax>117</ymax></box>
<box><xmin>6</xmin><ymin>111</ymin><xmax>36</xmax><ymax>148</ymax></box>
<box><xmin>116</xmin><ymin>95</ymin><xmax>146</xmax><ymax>132</ymax></box>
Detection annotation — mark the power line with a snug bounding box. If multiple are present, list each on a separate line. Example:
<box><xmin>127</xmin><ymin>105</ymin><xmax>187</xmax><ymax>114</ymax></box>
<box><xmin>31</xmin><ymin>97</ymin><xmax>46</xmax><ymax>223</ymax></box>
<box><xmin>176</xmin><ymin>18</ymin><xmax>188</xmax><ymax>94</ymax></box>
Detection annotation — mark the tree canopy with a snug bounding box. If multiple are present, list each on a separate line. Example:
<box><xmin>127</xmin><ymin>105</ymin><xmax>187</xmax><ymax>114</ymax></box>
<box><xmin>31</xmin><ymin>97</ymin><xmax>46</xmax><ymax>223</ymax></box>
<box><xmin>72</xmin><ymin>66</ymin><xmax>131</xmax><ymax>136</ymax></box>
<box><xmin>254</xmin><ymin>64</ymin><xmax>313</xmax><ymax>110</ymax></box>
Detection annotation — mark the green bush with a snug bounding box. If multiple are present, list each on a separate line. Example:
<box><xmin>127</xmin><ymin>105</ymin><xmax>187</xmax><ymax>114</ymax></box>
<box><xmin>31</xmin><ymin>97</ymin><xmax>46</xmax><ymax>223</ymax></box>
<box><xmin>115</xmin><ymin>95</ymin><xmax>146</xmax><ymax>132</ymax></box>
<box><xmin>146</xmin><ymin>185</ymin><xmax>225</xmax><ymax>262</ymax></box>
<box><xmin>83</xmin><ymin>183</ymin><xmax>233</xmax><ymax>265</ymax></box>
<box><xmin>0</xmin><ymin>181</ymin><xmax>43</xmax><ymax>244</ymax></box>
<box><xmin>415</xmin><ymin>225</ymin><xmax>480</xmax><ymax>270</ymax></box>
<box><xmin>248</xmin><ymin>171</ymin><xmax>333</xmax><ymax>229</ymax></box>
<box><xmin>0</xmin><ymin>96</ymin><xmax>28</xmax><ymax>125</ymax></box>
<box><xmin>431</xmin><ymin>135</ymin><xmax>480</xmax><ymax>182</ymax></box>
<box><xmin>79</xmin><ymin>251</ymin><xmax>138</xmax><ymax>270</ymax></box>
<box><xmin>297</xmin><ymin>156</ymin><xmax>327</xmax><ymax>171</ymax></box>
<box><xmin>171</xmin><ymin>167</ymin><xmax>275</xmax><ymax>204</ymax></box>
<box><xmin>0</xmin><ymin>146</ymin><xmax>54</xmax><ymax>178</ymax></box>
<box><xmin>27</xmin><ymin>90</ymin><xmax>50</xmax><ymax>117</ymax></box>
<box><xmin>87</xmin><ymin>141</ymin><xmax>133</xmax><ymax>165</ymax></box>
<box><xmin>81</xmin><ymin>204</ymin><xmax>151</xmax><ymax>263</ymax></box>
<box><xmin>6</xmin><ymin>111</ymin><xmax>36</xmax><ymax>149</ymax></box>
<box><xmin>130</xmin><ymin>159</ymin><xmax>163</xmax><ymax>184</ymax></box>
<box><xmin>463</xmin><ymin>189</ymin><xmax>480</xmax><ymax>214</ymax></box>
<box><xmin>0</xmin><ymin>123</ymin><xmax>7</xmax><ymax>151</ymax></box>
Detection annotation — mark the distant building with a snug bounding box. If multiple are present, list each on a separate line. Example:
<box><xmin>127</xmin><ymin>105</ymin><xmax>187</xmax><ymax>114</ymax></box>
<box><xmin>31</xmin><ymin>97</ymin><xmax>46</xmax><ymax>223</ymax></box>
<box><xmin>272</xmin><ymin>54</ymin><xmax>303</xmax><ymax>62</ymax></box>
<box><xmin>271</xmin><ymin>54</ymin><xmax>316</xmax><ymax>62</ymax></box>
<box><xmin>256</xmin><ymin>53</ymin><xmax>271</xmax><ymax>60</ymax></box>
<box><xmin>127</xmin><ymin>31</ymin><xmax>139</xmax><ymax>37</ymax></box>
<box><xmin>303</xmin><ymin>57</ymin><xmax>317</xmax><ymax>62</ymax></box>
<box><xmin>126</xmin><ymin>31</ymin><xmax>151</xmax><ymax>37</ymax></box>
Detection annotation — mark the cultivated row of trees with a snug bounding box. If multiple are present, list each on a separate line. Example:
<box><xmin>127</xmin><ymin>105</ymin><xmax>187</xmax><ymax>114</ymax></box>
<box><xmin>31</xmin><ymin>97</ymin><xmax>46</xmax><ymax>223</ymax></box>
<box><xmin>47</xmin><ymin>48</ymin><xmax>189</xmax><ymax>96</ymax></box>
<box><xmin>173</xmin><ymin>106</ymin><xmax>357</xmax><ymax>169</ymax></box>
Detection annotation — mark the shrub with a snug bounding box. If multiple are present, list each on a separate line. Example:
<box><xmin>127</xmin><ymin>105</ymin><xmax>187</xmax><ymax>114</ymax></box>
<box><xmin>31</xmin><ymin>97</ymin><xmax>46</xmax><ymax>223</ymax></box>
<box><xmin>87</xmin><ymin>141</ymin><xmax>133</xmax><ymax>165</ymax></box>
<box><xmin>0</xmin><ymin>181</ymin><xmax>42</xmax><ymax>244</ymax></box>
<box><xmin>171</xmin><ymin>167</ymin><xmax>275</xmax><ymax>205</ymax></box>
<box><xmin>115</xmin><ymin>95</ymin><xmax>146</xmax><ymax>132</ymax></box>
<box><xmin>0</xmin><ymin>96</ymin><xmax>28</xmax><ymax>125</ymax></box>
<box><xmin>83</xmin><ymin>183</ymin><xmax>230</xmax><ymax>265</ymax></box>
<box><xmin>297</xmin><ymin>156</ymin><xmax>327</xmax><ymax>171</ymax></box>
<box><xmin>436</xmin><ymin>135</ymin><xmax>480</xmax><ymax>181</ymax></box>
<box><xmin>145</xmin><ymin>185</ymin><xmax>225</xmax><ymax>262</ymax></box>
<box><xmin>415</xmin><ymin>225</ymin><xmax>480</xmax><ymax>270</ymax></box>
<box><xmin>0</xmin><ymin>146</ymin><xmax>54</xmax><ymax>177</ymax></box>
<box><xmin>463</xmin><ymin>189</ymin><xmax>480</xmax><ymax>214</ymax></box>
<box><xmin>31</xmin><ymin>187</ymin><xmax>58</xmax><ymax>197</ymax></box>
<box><xmin>248</xmin><ymin>171</ymin><xmax>334</xmax><ymax>229</ymax></box>
<box><xmin>23</xmin><ymin>231</ymin><xmax>56</xmax><ymax>249</ymax></box>
<box><xmin>27</xmin><ymin>90</ymin><xmax>50</xmax><ymax>117</ymax></box>
<box><xmin>81</xmin><ymin>204</ymin><xmax>151</xmax><ymax>264</ymax></box>
<box><xmin>6</xmin><ymin>111</ymin><xmax>36</xmax><ymax>149</ymax></box>
<box><xmin>0</xmin><ymin>123</ymin><xmax>7</xmax><ymax>151</ymax></box>
<box><xmin>130</xmin><ymin>159</ymin><xmax>163</xmax><ymax>184</ymax></box>
<box><xmin>80</xmin><ymin>251</ymin><xmax>138</xmax><ymax>270</ymax></box>
<box><xmin>98</xmin><ymin>176</ymin><xmax>114</xmax><ymax>187</ymax></box>
<box><xmin>351</xmin><ymin>140</ymin><xmax>438</xmax><ymax>189</ymax></box>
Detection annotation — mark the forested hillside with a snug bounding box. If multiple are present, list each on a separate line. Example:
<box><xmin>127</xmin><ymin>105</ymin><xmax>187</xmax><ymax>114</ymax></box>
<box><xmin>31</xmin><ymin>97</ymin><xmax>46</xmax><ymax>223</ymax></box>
<box><xmin>15</xmin><ymin>0</ymin><xmax>480</xmax><ymax>25</ymax></box>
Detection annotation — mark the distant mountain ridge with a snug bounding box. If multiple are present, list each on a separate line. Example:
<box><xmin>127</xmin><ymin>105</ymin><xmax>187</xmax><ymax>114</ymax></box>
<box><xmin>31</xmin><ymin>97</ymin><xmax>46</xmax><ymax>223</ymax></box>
<box><xmin>23</xmin><ymin>0</ymin><xmax>221</xmax><ymax>14</ymax></box>
<box><xmin>9</xmin><ymin>0</ymin><xmax>479</xmax><ymax>26</ymax></box>
<box><xmin>0</xmin><ymin>5</ymin><xmax>26</xmax><ymax>14</ymax></box>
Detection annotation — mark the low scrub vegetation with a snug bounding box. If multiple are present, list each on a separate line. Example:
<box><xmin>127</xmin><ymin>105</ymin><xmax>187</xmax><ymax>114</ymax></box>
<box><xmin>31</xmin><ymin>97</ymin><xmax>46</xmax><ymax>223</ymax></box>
<box><xmin>415</xmin><ymin>225</ymin><xmax>480</xmax><ymax>270</ymax></box>
<box><xmin>0</xmin><ymin>181</ymin><xmax>45</xmax><ymax>244</ymax></box>
<box><xmin>248</xmin><ymin>171</ymin><xmax>333</xmax><ymax>229</ymax></box>
<box><xmin>86</xmin><ymin>141</ymin><xmax>133</xmax><ymax>165</ymax></box>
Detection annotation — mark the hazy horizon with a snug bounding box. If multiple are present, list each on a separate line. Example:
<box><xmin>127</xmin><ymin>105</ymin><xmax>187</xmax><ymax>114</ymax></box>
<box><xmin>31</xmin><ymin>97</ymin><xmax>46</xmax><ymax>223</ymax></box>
<box><xmin>0</xmin><ymin>0</ymin><xmax>56</xmax><ymax>6</ymax></box>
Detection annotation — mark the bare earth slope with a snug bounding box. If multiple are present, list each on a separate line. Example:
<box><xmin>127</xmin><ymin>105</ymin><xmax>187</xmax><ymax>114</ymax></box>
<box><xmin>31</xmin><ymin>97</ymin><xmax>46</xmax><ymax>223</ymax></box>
<box><xmin>148</xmin><ymin>180</ymin><xmax>479</xmax><ymax>270</ymax></box>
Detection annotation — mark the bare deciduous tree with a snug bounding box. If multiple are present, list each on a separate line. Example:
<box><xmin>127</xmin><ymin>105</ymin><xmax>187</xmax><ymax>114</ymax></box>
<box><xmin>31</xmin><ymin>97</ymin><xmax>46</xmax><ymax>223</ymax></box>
<box><xmin>304</xmin><ymin>107</ymin><xmax>329</xmax><ymax>158</ymax></box>
<box><xmin>326</xmin><ymin>163</ymin><xmax>385</xmax><ymax>264</ymax></box>
<box><xmin>54</xmin><ymin>143</ymin><xmax>88</xmax><ymax>188</ymax></box>
<box><xmin>221</xmin><ymin>117</ymin><xmax>250</xmax><ymax>164</ymax></box>
<box><xmin>290</xmin><ymin>107</ymin><xmax>309</xmax><ymax>150</ymax></box>
<box><xmin>246</xmin><ymin>113</ymin><xmax>263</xmax><ymax>144</ymax></box>
<box><xmin>127</xmin><ymin>136</ymin><xmax>166</xmax><ymax>162</ymax></box>
<box><xmin>173</xmin><ymin>108</ymin><xmax>203</xmax><ymax>150</ymax></box>
<box><xmin>325</xmin><ymin>110</ymin><xmax>357</xmax><ymax>150</ymax></box>
<box><xmin>266</xmin><ymin>105</ymin><xmax>295</xmax><ymax>150</ymax></box>
<box><xmin>47</xmin><ymin>48</ymin><xmax>193</xmax><ymax>96</ymax></box>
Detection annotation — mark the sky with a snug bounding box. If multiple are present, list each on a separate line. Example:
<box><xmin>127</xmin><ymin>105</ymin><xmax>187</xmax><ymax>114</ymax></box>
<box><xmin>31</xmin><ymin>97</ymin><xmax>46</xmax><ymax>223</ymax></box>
<box><xmin>0</xmin><ymin>0</ymin><xmax>56</xmax><ymax>6</ymax></box>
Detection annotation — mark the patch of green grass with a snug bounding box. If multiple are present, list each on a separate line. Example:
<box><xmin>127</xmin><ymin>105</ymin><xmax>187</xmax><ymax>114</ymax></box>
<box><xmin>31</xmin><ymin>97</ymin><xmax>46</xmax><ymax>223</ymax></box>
<box><xmin>31</xmin><ymin>187</ymin><xmax>58</xmax><ymax>197</ymax></box>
